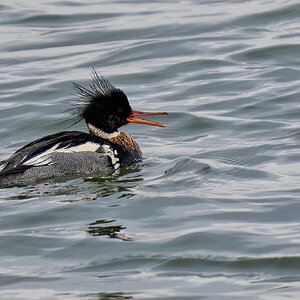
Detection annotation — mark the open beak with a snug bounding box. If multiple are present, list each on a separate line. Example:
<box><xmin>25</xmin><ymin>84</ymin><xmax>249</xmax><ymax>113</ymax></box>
<box><xmin>127</xmin><ymin>110</ymin><xmax>168</xmax><ymax>127</ymax></box>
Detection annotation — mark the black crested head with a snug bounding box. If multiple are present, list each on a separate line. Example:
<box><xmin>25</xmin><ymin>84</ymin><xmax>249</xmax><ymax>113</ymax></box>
<box><xmin>72</xmin><ymin>69</ymin><xmax>132</xmax><ymax>133</ymax></box>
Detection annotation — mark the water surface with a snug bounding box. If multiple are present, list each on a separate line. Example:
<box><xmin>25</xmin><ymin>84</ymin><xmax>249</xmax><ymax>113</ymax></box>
<box><xmin>0</xmin><ymin>0</ymin><xmax>300</xmax><ymax>299</ymax></box>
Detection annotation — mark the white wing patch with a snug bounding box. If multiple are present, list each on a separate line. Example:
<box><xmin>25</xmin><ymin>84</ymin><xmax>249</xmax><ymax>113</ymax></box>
<box><xmin>59</xmin><ymin>142</ymin><xmax>100</xmax><ymax>153</ymax></box>
<box><xmin>22</xmin><ymin>142</ymin><xmax>101</xmax><ymax>167</ymax></box>
<box><xmin>102</xmin><ymin>145</ymin><xmax>120</xmax><ymax>170</ymax></box>
<box><xmin>19</xmin><ymin>141</ymin><xmax>121</xmax><ymax>170</ymax></box>
<box><xmin>0</xmin><ymin>161</ymin><xmax>8</xmax><ymax>172</ymax></box>
<box><xmin>20</xmin><ymin>143</ymin><xmax>60</xmax><ymax>167</ymax></box>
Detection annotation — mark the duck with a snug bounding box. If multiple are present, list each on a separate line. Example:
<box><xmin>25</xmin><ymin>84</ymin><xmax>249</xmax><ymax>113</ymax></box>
<box><xmin>0</xmin><ymin>70</ymin><xmax>167</xmax><ymax>187</ymax></box>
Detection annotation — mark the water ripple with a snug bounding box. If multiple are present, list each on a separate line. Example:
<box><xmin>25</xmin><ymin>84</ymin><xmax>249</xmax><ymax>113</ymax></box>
<box><xmin>0</xmin><ymin>0</ymin><xmax>300</xmax><ymax>299</ymax></box>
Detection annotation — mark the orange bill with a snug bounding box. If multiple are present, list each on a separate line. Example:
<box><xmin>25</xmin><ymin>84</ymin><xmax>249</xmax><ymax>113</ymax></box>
<box><xmin>127</xmin><ymin>110</ymin><xmax>168</xmax><ymax>127</ymax></box>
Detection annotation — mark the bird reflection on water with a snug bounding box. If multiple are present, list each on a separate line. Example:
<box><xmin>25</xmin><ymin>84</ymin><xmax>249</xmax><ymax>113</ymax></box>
<box><xmin>82</xmin><ymin>164</ymin><xmax>143</xmax><ymax>199</ymax></box>
<box><xmin>87</xmin><ymin>219</ymin><xmax>132</xmax><ymax>241</ymax></box>
<box><xmin>56</xmin><ymin>291</ymin><xmax>134</xmax><ymax>300</ymax></box>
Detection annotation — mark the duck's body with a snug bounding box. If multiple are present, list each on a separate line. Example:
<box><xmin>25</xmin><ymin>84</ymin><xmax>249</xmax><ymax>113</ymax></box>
<box><xmin>0</xmin><ymin>130</ymin><xmax>141</xmax><ymax>187</ymax></box>
<box><xmin>0</xmin><ymin>71</ymin><xmax>167</xmax><ymax>187</ymax></box>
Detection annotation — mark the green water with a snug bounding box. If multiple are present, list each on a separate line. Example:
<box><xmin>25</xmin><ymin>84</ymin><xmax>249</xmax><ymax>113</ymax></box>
<box><xmin>0</xmin><ymin>0</ymin><xmax>300</xmax><ymax>299</ymax></box>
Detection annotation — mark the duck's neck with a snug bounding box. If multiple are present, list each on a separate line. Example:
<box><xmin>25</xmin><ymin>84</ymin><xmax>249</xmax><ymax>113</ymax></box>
<box><xmin>87</xmin><ymin>123</ymin><xmax>142</xmax><ymax>157</ymax></box>
<box><xmin>87</xmin><ymin>123</ymin><xmax>119</xmax><ymax>140</ymax></box>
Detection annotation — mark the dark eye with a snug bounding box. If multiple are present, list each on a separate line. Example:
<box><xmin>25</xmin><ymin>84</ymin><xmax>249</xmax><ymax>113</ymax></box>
<box><xmin>118</xmin><ymin>108</ymin><xmax>124</xmax><ymax>113</ymax></box>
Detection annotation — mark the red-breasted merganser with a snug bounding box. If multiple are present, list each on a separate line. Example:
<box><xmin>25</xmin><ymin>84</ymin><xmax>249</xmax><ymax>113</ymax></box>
<box><xmin>0</xmin><ymin>70</ymin><xmax>167</xmax><ymax>187</ymax></box>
